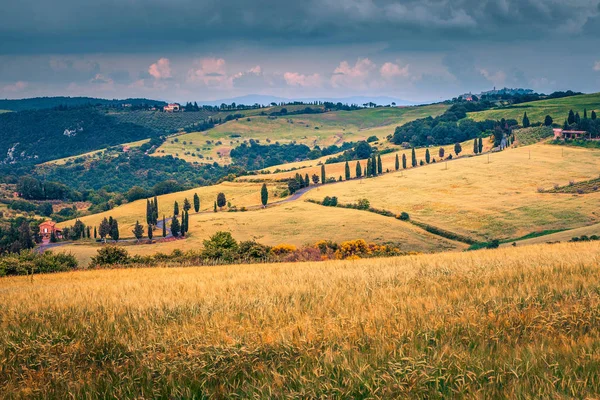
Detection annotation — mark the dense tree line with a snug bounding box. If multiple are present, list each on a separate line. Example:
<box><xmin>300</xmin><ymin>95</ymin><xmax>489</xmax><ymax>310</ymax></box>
<box><xmin>0</xmin><ymin>107</ymin><xmax>161</xmax><ymax>165</ymax></box>
<box><xmin>0</xmin><ymin>97</ymin><xmax>166</xmax><ymax>112</ymax></box>
<box><xmin>229</xmin><ymin>140</ymin><xmax>349</xmax><ymax>170</ymax></box>
<box><xmin>390</xmin><ymin>103</ymin><xmax>517</xmax><ymax>147</ymax></box>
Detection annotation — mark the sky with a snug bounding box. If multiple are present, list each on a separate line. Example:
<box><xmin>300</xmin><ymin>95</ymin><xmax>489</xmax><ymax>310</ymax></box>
<box><xmin>1</xmin><ymin>0</ymin><xmax>600</xmax><ymax>103</ymax></box>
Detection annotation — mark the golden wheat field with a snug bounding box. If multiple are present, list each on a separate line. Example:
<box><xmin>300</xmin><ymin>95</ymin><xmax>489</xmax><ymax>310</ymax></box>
<box><xmin>306</xmin><ymin>143</ymin><xmax>600</xmax><ymax>241</ymax></box>
<box><xmin>2</xmin><ymin>241</ymin><xmax>600</xmax><ymax>398</ymax></box>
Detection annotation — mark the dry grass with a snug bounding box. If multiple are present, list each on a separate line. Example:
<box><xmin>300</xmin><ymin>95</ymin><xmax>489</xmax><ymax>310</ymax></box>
<box><xmin>55</xmin><ymin>201</ymin><xmax>465</xmax><ymax>267</ymax></box>
<box><xmin>2</xmin><ymin>241</ymin><xmax>600</xmax><ymax>398</ymax></box>
<box><xmin>239</xmin><ymin>136</ymin><xmax>494</xmax><ymax>182</ymax></box>
<box><xmin>58</xmin><ymin>181</ymin><xmax>288</xmax><ymax>235</ymax></box>
<box><xmin>305</xmin><ymin>143</ymin><xmax>600</xmax><ymax>241</ymax></box>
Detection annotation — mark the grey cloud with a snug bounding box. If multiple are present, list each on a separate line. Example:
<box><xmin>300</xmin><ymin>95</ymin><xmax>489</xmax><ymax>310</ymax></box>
<box><xmin>0</xmin><ymin>0</ymin><xmax>597</xmax><ymax>54</ymax></box>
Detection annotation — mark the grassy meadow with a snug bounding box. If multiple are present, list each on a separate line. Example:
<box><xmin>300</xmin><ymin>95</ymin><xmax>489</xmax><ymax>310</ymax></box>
<box><xmin>154</xmin><ymin>104</ymin><xmax>448</xmax><ymax>165</ymax></box>
<box><xmin>3</xmin><ymin>241</ymin><xmax>600</xmax><ymax>397</ymax></box>
<box><xmin>56</xmin><ymin>200</ymin><xmax>465</xmax><ymax>267</ymax></box>
<box><xmin>305</xmin><ymin>143</ymin><xmax>600</xmax><ymax>242</ymax></box>
<box><xmin>469</xmin><ymin>92</ymin><xmax>600</xmax><ymax>124</ymax></box>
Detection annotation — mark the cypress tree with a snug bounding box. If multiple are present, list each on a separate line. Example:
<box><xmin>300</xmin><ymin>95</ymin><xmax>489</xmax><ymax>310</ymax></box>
<box><xmin>174</xmin><ymin>201</ymin><xmax>179</xmax><ymax>216</ymax></box>
<box><xmin>425</xmin><ymin>148</ymin><xmax>431</xmax><ymax>163</ymax></box>
<box><xmin>371</xmin><ymin>155</ymin><xmax>378</xmax><ymax>176</ymax></box>
<box><xmin>183</xmin><ymin>198</ymin><xmax>191</xmax><ymax>212</ymax></box>
<box><xmin>184</xmin><ymin>210</ymin><xmax>189</xmax><ymax>233</ymax></box>
<box><xmin>148</xmin><ymin>225</ymin><xmax>153</xmax><ymax>240</ymax></box>
<box><xmin>377</xmin><ymin>155</ymin><xmax>382</xmax><ymax>174</ymax></box>
<box><xmin>478</xmin><ymin>137</ymin><xmax>483</xmax><ymax>153</ymax></box>
<box><xmin>146</xmin><ymin>199</ymin><xmax>151</xmax><ymax>225</ymax></box>
<box><xmin>132</xmin><ymin>221</ymin><xmax>144</xmax><ymax>241</ymax></box>
<box><xmin>321</xmin><ymin>164</ymin><xmax>326</xmax><ymax>184</ymax></box>
<box><xmin>584</xmin><ymin>109</ymin><xmax>588</xmax><ymax>119</ymax></box>
<box><xmin>402</xmin><ymin>153</ymin><xmax>407</xmax><ymax>169</ymax></box>
<box><xmin>110</xmin><ymin>219</ymin><xmax>119</xmax><ymax>242</ymax></box>
<box><xmin>439</xmin><ymin>147</ymin><xmax>445</xmax><ymax>159</ymax></box>
<box><xmin>592</xmin><ymin>110</ymin><xmax>597</xmax><ymax>120</ymax></box>
<box><xmin>162</xmin><ymin>216</ymin><xmax>166</xmax><ymax>237</ymax></box>
<box><xmin>345</xmin><ymin>161</ymin><xmax>350</xmax><ymax>180</ymax></box>
<box><xmin>213</xmin><ymin>201</ymin><xmax>217</xmax><ymax>212</ymax></box>
<box><xmin>261</xmin><ymin>183</ymin><xmax>268</xmax><ymax>207</ymax></box>
<box><xmin>170</xmin><ymin>216</ymin><xmax>180</xmax><ymax>238</ymax></box>
<box><xmin>193</xmin><ymin>193</ymin><xmax>200</xmax><ymax>212</ymax></box>
<box><xmin>355</xmin><ymin>161</ymin><xmax>362</xmax><ymax>178</ymax></box>
<box><xmin>93</xmin><ymin>226</ymin><xmax>97</xmax><ymax>239</ymax></box>
<box><xmin>575</xmin><ymin>112</ymin><xmax>581</xmax><ymax>124</ymax></box>
<box><xmin>473</xmin><ymin>138</ymin><xmax>478</xmax><ymax>154</ymax></box>
<box><xmin>454</xmin><ymin>142</ymin><xmax>462</xmax><ymax>156</ymax></box>
<box><xmin>544</xmin><ymin>115</ymin><xmax>553</xmax><ymax>126</ymax></box>
<box><xmin>366</xmin><ymin>158</ymin><xmax>372</xmax><ymax>177</ymax></box>
<box><xmin>395</xmin><ymin>154</ymin><xmax>399</xmax><ymax>171</ymax></box>
<box><xmin>304</xmin><ymin>173</ymin><xmax>310</xmax><ymax>187</ymax></box>
<box><xmin>522</xmin><ymin>112</ymin><xmax>530</xmax><ymax>128</ymax></box>
<box><xmin>411</xmin><ymin>148</ymin><xmax>417</xmax><ymax>167</ymax></box>
<box><xmin>153</xmin><ymin>196</ymin><xmax>159</xmax><ymax>224</ymax></box>
<box><xmin>568</xmin><ymin>109</ymin><xmax>575</xmax><ymax>125</ymax></box>
<box><xmin>86</xmin><ymin>226</ymin><xmax>91</xmax><ymax>238</ymax></box>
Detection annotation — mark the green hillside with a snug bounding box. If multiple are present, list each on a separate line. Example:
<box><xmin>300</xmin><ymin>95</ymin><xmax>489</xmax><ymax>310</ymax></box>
<box><xmin>469</xmin><ymin>92</ymin><xmax>600</xmax><ymax>123</ymax></box>
<box><xmin>154</xmin><ymin>103</ymin><xmax>448</xmax><ymax>164</ymax></box>
<box><xmin>0</xmin><ymin>108</ymin><xmax>159</xmax><ymax>165</ymax></box>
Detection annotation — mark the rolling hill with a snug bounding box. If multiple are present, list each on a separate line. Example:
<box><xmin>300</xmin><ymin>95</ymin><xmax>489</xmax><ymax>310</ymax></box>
<box><xmin>469</xmin><ymin>92</ymin><xmax>600</xmax><ymax>124</ymax></box>
<box><xmin>153</xmin><ymin>104</ymin><xmax>448</xmax><ymax>165</ymax></box>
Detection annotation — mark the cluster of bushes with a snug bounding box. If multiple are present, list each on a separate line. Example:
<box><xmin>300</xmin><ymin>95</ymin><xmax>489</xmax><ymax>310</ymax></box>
<box><xmin>89</xmin><ymin>232</ymin><xmax>409</xmax><ymax>268</ymax></box>
<box><xmin>0</xmin><ymin>250</ymin><xmax>78</xmax><ymax>277</ymax></box>
<box><xmin>570</xmin><ymin>235</ymin><xmax>600</xmax><ymax>242</ymax></box>
<box><xmin>543</xmin><ymin>177</ymin><xmax>600</xmax><ymax>195</ymax></box>
<box><xmin>5</xmin><ymin>199</ymin><xmax>53</xmax><ymax>217</ymax></box>
<box><xmin>325</xmin><ymin>141</ymin><xmax>373</xmax><ymax>164</ymax></box>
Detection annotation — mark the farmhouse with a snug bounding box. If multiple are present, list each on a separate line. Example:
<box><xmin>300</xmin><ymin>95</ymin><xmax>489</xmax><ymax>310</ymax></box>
<box><xmin>553</xmin><ymin>128</ymin><xmax>589</xmax><ymax>140</ymax></box>
<box><xmin>163</xmin><ymin>103</ymin><xmax>181</xmax><ymax>112</ymax></box>
<box><xmin>39</xmin><ymin>220</ymin><xmax>62</xmax><ymax>239</ymax></box>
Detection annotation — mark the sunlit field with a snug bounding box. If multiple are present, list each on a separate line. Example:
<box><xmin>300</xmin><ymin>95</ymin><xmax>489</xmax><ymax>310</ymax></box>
<box><xmin>305</xmin><ymin>143</ymin><xmax>600</xmax><ymax>241</ymax></box>
<box><xmin>3</xmin><ymin>241</ymin><xmax>600</xmax><ymax>398</ymax></box>
<box><xmin>56</xmin><ymin>200</ymin><xmax>465</xmax><ymax>266</ymax></box>
<box><xmin>58</xmin><ymin>181</ymin><xmax>288</xmax><ymax>236</ymax></box>
<box><xmin>469</xmin><ymin>92</ymin><xmax>600</xmax><ymax>123</ymax></box>
<box><xmin>239</xmin><ymin>136</ymin><xmax>494</xmax><ymax>182</ymax></box>
<box><xmin>153</xmin><ymin>104</ymin><xmax>448</xmax><ymax>164</ymax></box>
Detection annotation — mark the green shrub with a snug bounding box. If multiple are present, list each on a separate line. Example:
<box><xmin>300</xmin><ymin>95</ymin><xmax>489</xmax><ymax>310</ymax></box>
<box><xmin>91</xmin><ymin>245</ymin><xmax>130</xmax><ymax>266</ymax></box>
<box><xmin>0</xmin><ymin>250</ymin><xmax>78</xmax><ymax>276</ymax></box>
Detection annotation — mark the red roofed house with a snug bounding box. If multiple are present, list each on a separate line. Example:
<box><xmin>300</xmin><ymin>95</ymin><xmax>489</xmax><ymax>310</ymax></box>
<box><xmin>39</xmin><ymin>221</ymin><xmax>62</xmax><ymax>239</ymax></box>
<box><xmin>163</xmin><ymin>103</ymin><xmax>181</xmax><ymax>112</ymax></box>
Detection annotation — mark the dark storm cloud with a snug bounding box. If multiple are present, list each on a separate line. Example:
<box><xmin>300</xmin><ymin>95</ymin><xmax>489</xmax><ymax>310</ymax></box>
<box><xmin>0</xmin><ymin>0</ymin><xmax>597</xmax><ymax>54</ymax></box>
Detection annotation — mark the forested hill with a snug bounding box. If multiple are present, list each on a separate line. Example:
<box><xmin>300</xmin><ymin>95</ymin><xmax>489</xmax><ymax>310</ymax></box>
<box><xmin>0</xmin><ymin>107</ymin><xmax>159</xmax><ymax>165</ymax></box>
<box><xmin>0</xmin><ymin>97</ymin><xmax>166</xmax><ymax>112</ymax></box>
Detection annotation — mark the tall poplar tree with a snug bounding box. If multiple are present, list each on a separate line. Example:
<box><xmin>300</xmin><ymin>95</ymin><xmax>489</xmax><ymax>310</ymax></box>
<box><xmin>321</xmin><ymin>164</ymin><xmax>326</xmax><ymax>184</ymax></box>
<box><xmin>355</xmin><ymin>161</ymin><xmax>362</xmax><ymax>178</ymax></box>
<box><xmin>411</xmin><ymin>148</ymin><xmax>417</xmax><ymax>167</ymax></box>
<box><xmin>395</xmin><ymin>154</ymin><xmax>399</xmax><ymax>170</ymax></box>
<box><xmin>344</xmin><ymin>161</ymin><xmax>350</xmax><ymax>180</ymax></box>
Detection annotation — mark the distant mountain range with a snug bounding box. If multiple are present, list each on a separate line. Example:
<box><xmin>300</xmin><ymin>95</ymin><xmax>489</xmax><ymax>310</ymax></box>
<box><xmin>195</xmin><ymin>94</ymin><xmax>418</xmax><ymax>107</ymax></box>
